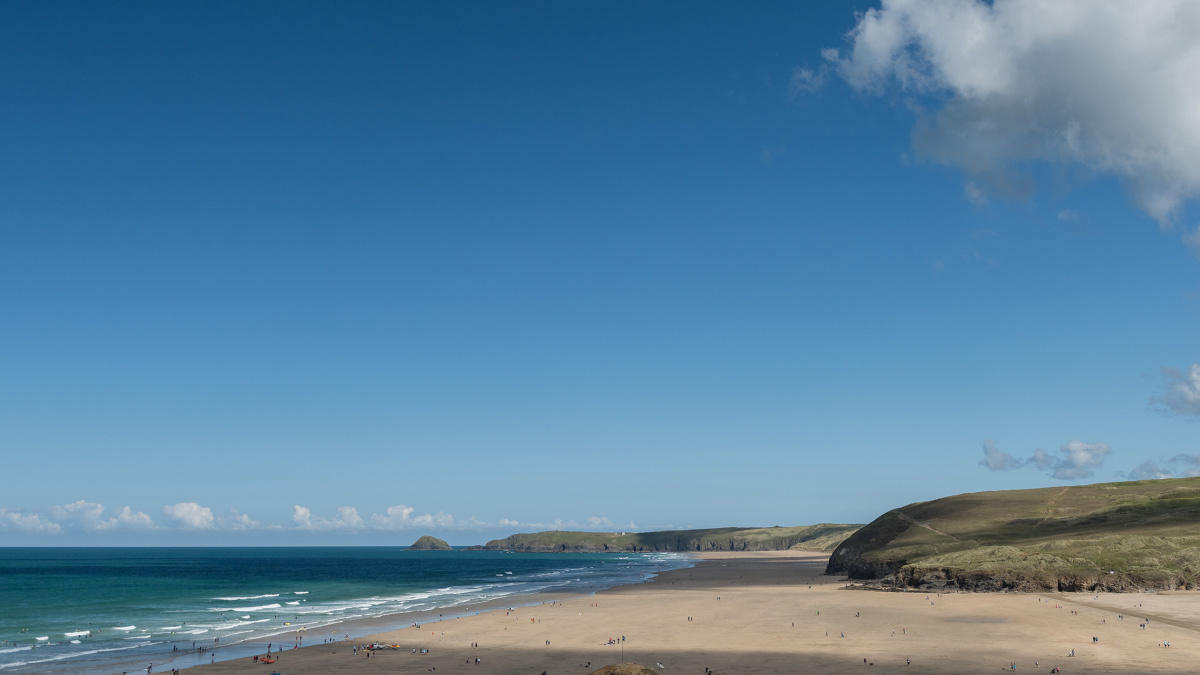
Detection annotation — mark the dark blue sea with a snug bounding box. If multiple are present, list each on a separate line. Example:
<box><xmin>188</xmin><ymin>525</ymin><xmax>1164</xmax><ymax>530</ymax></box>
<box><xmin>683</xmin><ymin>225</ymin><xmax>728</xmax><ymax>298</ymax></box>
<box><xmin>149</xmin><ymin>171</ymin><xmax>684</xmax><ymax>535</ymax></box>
<box><xmin>0</xmin><ymin>547</ymin><xmax>691</xmax><ymax>674</ymax></box>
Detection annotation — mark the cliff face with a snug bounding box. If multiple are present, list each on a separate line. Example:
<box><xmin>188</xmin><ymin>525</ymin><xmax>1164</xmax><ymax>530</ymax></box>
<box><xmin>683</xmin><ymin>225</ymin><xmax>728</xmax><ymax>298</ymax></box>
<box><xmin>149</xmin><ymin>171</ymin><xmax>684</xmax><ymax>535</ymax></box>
<box><xmin>826</xmin><ymin>477</ymin><xmax>1200</xmax><ymax>592</ymax></box>
<box><xmin>825</xmin><ymin>510</ymin><xmax>912</xmax><ymax>579</ymax></box>
<box><xmin>482</xmin><ymin>524</ymin><xmax>860</xmax><ymax>554</ymax></box>
<box><xmin>409</xmin><ymin>535</ymin><xmax>452</xmax><ymax>550</ymax></box>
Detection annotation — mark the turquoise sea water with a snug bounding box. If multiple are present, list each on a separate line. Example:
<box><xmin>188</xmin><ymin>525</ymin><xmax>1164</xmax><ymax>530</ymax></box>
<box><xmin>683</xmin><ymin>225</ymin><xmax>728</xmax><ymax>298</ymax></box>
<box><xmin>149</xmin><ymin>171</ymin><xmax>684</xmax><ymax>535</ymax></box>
<box><xmin>0</xmin><ymin>547</ymin><xmax>691</xmax><ymax>674</ymax></box>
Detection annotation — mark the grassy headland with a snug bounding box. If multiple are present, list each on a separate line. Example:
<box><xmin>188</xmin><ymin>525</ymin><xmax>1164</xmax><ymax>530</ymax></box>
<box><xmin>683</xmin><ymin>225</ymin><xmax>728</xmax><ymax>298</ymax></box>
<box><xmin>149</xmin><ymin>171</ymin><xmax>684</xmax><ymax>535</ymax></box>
<box><xmin>827</xmin><ymin>476</ymin><xmax>1200</xmax><ymax>591</ymax></box>
<box><xmin>481</xmin><ymin>524</ymin><xmax>860</xmax><ymax>553</ymax></box>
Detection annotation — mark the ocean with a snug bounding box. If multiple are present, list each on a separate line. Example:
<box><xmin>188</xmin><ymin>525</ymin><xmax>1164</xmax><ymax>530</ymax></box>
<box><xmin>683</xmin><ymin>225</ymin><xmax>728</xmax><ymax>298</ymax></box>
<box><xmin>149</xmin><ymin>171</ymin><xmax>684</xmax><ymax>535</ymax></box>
<box><xmin>0</xmin><ymin>547</ymin><xmax>692</xmax><ymax>675</ymax></box>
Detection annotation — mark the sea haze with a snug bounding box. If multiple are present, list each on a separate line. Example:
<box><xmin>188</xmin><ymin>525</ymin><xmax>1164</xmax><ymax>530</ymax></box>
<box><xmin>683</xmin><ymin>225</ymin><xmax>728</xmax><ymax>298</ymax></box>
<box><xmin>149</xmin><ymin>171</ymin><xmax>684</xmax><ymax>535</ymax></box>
<box><xmin>0</xmin><ymin>547</ymin><xmax>691</xmax><ymax>675</ymax></box>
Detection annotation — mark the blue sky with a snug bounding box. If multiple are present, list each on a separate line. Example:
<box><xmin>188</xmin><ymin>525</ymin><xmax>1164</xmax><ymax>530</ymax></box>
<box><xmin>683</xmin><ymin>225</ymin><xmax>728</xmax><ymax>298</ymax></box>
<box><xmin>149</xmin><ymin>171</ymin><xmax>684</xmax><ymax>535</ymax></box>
<box><xmin>2</xmin><ymin>0</ymin><xmax>1199</xmax><ymax>544</ymax></box>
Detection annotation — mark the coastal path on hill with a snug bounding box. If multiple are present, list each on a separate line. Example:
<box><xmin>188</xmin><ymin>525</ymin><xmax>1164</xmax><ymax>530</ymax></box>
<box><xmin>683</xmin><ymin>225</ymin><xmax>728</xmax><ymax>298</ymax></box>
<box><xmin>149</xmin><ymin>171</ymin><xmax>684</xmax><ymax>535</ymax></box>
<box><xmin>896</xmin><ymin>511</ymin><xmax>959</xmax><ymax>541</ymax></box>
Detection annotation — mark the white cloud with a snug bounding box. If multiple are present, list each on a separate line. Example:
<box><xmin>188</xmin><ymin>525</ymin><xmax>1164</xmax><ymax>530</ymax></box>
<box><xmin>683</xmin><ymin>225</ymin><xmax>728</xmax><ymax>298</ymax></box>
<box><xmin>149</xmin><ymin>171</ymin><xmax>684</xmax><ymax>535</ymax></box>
<box><xmin>292</xmin><ymin>505</ymin><xmax>364</xmax><ymax>531</ymax></box>
<box><xmin>47</xmin><ymin>501</ymin><xmax>154</xmax><ymax>531</ymax></box>
<box><xmin>370</xmin><ymin>504</ymin><xmax>450</xmax><ymax>530</ymax></box>
<box><xmin>114</xmin><ymin>506</ymin><xmax>156</xmax><ymax>529</ymax></box>
<box><xmin>292</xmin><ymin>505</ymin><xmax>315</xmax><ymax>528</ymax></box>
<box><xmin>586</xmin><ymin>516</ymin><xmax>616</xmax><ymax>530</ymax></box>
<box><xmin>50</xmin><ymin>501</ymin><xmax>112</xmax><ymax>529</ymax></box>
<box><xmin>221</xmin><ymin>510</ymin><xmax>260</xmax><ymax>530</ymax></box>
<box><xmin>494</xmin><ymin>517</ymin><xmax>580</xmax><ymax>531</ymax></box>
<box><xmin>524</xmin><ymin>519</ymin><xmax>576</xmax><ymax>531</ymax></box>
<box><xmin>977</xmin><ymin>438</ymin><xmax>1111</xmax><ymax>479</ymax></box>
<box><xmin>1171</xmin><ymin>454</ymin><xmax>1200</xmax><ymax>473</ymax></box>
<box><xmin>0</xmin><ymin>508</ymin><xmax>62</xmax><ymax>533</ymax></box>
<box><xmin>364</xmin><ymin>505</ymin><xmax>489</xmax><ymax>531</ymax></box>
<box><xmin>1153</xmin><ymin>364</ymin><xmax>1200</xmax><ymax>416</ymax></box>
<box><xmin>978</xmin><ymin>439</ymin><xmax>1022</xmax><ymax>471</ymax></box>
<box><xmin>163</xmin><ymin>502</ymin><xmax>215</xmax><ymax>529</ymax></box>
<box><xmin>789</xmin><ymin>48</ymin><xmax>840</xmax><ymax>96</ymax></box>
<box><xmin>1123</xmin><ymin>461</ymin><xmax>1174</xmax><ymax>481</ymax></box>
<box><xmin>369</xmin><ymin>504</ymin><xmax>415</xmax><ymax>529</ymax></box>
<box><xmin>790</xmin><ymin>66</ymin><xmax>827</xmax><ymax>95</ymax></box>
<box><xmin>826</xmin><ymin>0</ymin><xmax>1200</xmax><ymax>232</ymax></box>
<box><xmin>963</xmin><ymin>181</ymin><xmax>987</xmax><ymax>207</ymax></box>
<box><xmin>1120</xmin><ymin>454</ymin><xmax>1200</xmax><ymax>480</ymax></box>
<box><xmin>1032</xmin><ymin>440</ymin><xmax>1111</xmax><ymax>480</ymax></box>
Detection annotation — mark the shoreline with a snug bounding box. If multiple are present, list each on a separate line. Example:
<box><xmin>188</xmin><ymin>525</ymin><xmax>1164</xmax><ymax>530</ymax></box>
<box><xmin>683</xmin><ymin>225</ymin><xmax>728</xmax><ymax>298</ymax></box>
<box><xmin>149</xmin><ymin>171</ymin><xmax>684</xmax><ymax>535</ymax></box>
<box><xmin>180</xmin><ymin>550</ymin><xmax>1200</xmax><ymax>675</ymax></box>
<box><xmin>150</xmin><ymin>554</ymin><xmax>695</xmax><ymax>675</ymax></box>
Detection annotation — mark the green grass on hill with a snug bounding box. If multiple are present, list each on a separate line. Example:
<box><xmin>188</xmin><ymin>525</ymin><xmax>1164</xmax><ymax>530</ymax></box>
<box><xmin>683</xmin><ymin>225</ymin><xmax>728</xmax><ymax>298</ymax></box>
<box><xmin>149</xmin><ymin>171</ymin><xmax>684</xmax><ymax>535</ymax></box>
<box><xmin>828</xmin><ymin>477</ymin><xmax>1200</xmax><ymax>591</ymax></box>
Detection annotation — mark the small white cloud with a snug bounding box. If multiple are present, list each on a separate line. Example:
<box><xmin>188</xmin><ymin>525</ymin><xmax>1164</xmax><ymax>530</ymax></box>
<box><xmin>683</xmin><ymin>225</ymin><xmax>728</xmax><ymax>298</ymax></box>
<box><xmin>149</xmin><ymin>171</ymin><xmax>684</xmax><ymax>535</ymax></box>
<box><xmin>1184</xmin><ymin>226</ymin><xmax>1200</xmax><ymax>256</ymax></box>
<box><xmin>790</xmin><ymin>65</ymin><xmax>829</xmax><ymax>95</ymax></box>
<box><xmin>1057</xmin><ymin>209</ymin><xmax>1081</xmax><ymax>222</ymax></box>
<box><xmin>964</xmin><ymin>181</ymin><xmax>987</xmax><ymax>207</ymax></box>
<box><xmin>977</xmin><ymin>438</ymin><xmax>1112</xmax><ymax>479</ymax></box>
<box><xmin>1123</xmin><ymin>461</ymin><xmax>1173</xmax><ymax>480</ymax></box>
<box><xmin>292</xmin><ymin>505</ymin><xmax>363</xmax><ymax>532</ymax></box>
<box><xmin>367</xmin><ymin>505</ymin><xmax>482</xmax><ymax>531</ymax></box>
<box><xmin>221</xmin><ymin>510</ymin><xmax>259</xmax><ymax>530</ymax></box>
<box><xmin>1120</xmin><ymin>454</ymin><xmax>1200</xmax><ymax>480</ymax></box>
<box><xmin>1153</xmin><ymin>364</ymin><xmax>1200</xmax><ymax>417</ymax></box>
<box><xmin>494</xmin><ymin>518</ymin><xmax>583</xmax><ymax>531</ymax></box>
<box><xmin>505</xmin><ymin>519</ymin><xmax>577</xmax><ymax>531</ymax></box>
<box><xmin>163</xmin><ymin>502</ymin><xmax>215</xmax><ymax>530</ymax></box>
<box><xmin>368</xmin><ymin>505</ymin><xmax>416</xmax><ymax>530</ymax></box>
<box><xmin>1170</xmin><ymin>454</ymin><xmax>1200</xmax><ymax>473</ymax></box>
<box><xmin>114</xmin><ymin>506</ymin><xmax>155</xmax><ymax>529</ymax></box>
<box><xmin>0</xmin><ymin>508</ymin><xmax>62</xmax><ymax>533</ymax></box>
<box><xmin>586</xmin><ymin>516</ymin><xmax>616</xmax><ymax>530</ymax></box>
<box><xmin>369</xmin><ymin>504</ymin><xmax>493</xmax><ymax>531</ymax></box>
<box><xmin>978</xmin><ymin>439</ymin><xmax>1022</xmax><ymax>471</ymax></box>
<box><xmin>50</xmin><ymin>501</ymin><xmax>113</xmax><ymax>530</ymax></box>
<box><xmin>1034</xmin><ymin>440</ymin><xmax>1112</xmax><ymax>480</ymax></box>
<box><xmin>293</xmin><ymin>505</ymin><xmax>314</xmax><ymax>529</ymax></box>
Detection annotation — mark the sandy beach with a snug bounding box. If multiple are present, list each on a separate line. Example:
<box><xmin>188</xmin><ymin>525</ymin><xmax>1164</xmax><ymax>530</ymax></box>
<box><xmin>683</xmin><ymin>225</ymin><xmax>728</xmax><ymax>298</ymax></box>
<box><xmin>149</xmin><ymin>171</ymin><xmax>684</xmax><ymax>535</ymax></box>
<box><xmin>182</xmin><ymin>551</ymin><xmax>1198</xmax><ymax>674</ymax></box>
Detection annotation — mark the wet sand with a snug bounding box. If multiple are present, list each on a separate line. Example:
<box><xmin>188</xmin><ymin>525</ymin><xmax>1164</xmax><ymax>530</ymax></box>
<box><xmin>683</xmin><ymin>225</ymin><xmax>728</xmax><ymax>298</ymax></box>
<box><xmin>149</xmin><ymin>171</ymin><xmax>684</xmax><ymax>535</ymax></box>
<box><xmin>183</xmin><ymin>551</ymin><xmax>1198</xmax><ymax>674</ymax></box>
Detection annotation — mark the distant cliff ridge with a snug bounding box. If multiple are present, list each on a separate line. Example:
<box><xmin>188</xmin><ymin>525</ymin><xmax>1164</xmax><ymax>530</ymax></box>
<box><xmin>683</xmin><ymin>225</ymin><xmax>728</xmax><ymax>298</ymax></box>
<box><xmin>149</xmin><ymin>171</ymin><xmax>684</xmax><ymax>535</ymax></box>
<box><xmin>827</xmin><ymin>477</ymin><xmax>1200</xmax><ymax>592</ymax></box>
<box><xmin>482</xmin><ymin>524</ymin><xmax>860</xmax><ymax>553</ymax></box>
<box><xmin>409</xmin><ymin>535</ymin><xmax>452</xmax><ymax>550</ymax></box>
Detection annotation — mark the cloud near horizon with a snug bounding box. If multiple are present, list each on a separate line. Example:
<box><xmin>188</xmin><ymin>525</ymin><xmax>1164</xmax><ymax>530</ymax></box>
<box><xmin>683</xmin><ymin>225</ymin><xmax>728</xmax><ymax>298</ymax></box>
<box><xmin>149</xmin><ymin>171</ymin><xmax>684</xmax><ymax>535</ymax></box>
<box><xmin>814</xmin><ymin>0</ymin><xmax>1200</xmax><ymax>245</ymax></box>
<box><xmin>0</xmin><ymin>501</ymin><xmax>155</xmax><ymax>533</ymax></box>
<box><xmin>979</xmin><ymin>439</ymin><xmax>1112</xmax><ymax>480</ymax></box>
<box><xmin>163</xmin><ymin>502</ymin><xmax>215</xmax><ymax>529</ymax></box>
<box><xmin>1121</xmin><ymin>454</ymin><xmax>1200</xmax><ymax>481</ymax></box>
<box><xmin>0</xmin><ymin>508</ymin><xmax>63</xmax><ymax>533</ymax></box>
<box><xmin>0</xmin><ymin>500</ymin><xmax>620</xmax><ymax>536</ymax></box>
<box><xmin>292</xmin><ymin>505</ymin><xmax>493</xmax><ymax>532</ymax></box>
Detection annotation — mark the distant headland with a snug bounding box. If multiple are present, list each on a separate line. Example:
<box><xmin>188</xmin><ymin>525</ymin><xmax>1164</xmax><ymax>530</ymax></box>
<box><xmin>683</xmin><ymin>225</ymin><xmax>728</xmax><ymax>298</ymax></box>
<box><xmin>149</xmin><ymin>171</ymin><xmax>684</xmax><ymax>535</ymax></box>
<box><xmin>475</xmin><ymin>523</ymin><xmax>861</xmax><ymax>553</ymax></box>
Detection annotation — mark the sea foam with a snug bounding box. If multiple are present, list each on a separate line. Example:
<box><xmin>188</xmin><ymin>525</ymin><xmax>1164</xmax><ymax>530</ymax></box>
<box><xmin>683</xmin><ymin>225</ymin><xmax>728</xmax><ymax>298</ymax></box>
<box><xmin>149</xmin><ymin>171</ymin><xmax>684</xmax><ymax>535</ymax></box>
<box><xmin>228</xmin><ymin>600</ymin><xmax>279</xmax><ymax>612</ymax></box>
<box><xmin>0</xmin><ymin>642</ymin><xmax>157</xmax><ymax>670</ymax></box>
